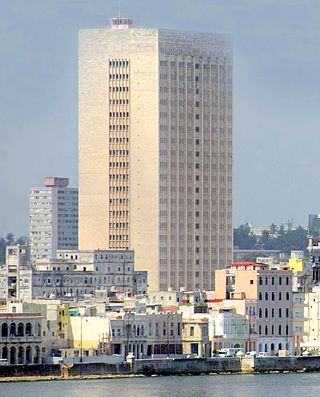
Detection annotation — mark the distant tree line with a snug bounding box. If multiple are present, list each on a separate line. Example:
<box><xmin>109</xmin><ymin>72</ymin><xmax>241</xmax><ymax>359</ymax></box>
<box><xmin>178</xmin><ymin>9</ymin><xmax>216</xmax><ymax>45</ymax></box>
<box><xmin>233</xmin><ymin>223</ymin><xmax>308</xmax><ymax>253</ymax></box>
<box><xmin>0</xmin><ymin>234</ymin><xmax>28</xmax><ymax>263</ymax></box>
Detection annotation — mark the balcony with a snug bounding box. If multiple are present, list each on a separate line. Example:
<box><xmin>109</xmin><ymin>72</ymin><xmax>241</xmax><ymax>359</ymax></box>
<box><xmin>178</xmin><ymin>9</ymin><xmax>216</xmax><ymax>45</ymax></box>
<box><xmin>0</xmin><ymin>335</ymin><xmax>42</xmax><ymax>343</ymax></box>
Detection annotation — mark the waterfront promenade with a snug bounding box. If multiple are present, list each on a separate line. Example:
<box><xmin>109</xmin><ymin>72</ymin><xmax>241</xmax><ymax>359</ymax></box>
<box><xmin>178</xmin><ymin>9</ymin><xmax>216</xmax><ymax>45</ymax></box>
<box><xmin>1</xmin><ymin>356</ymin><xmax>320</xmax><ymax>381</ymax></box>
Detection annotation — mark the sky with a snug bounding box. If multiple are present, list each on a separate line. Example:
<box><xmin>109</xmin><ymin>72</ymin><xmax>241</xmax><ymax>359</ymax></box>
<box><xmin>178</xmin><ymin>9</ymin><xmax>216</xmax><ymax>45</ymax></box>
<box><xmin>1</xmin><ymin>0</ymin><xmax>320</xmax><ymax>237</ymax></box>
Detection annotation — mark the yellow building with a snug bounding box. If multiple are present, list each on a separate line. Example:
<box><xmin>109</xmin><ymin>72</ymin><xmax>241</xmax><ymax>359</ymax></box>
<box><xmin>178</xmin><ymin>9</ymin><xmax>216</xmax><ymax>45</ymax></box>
<box><xmin>288</xmin><ymin>258</ymin><xmax>304</xmax><ymax>272</ymax></box>
<box><xmin>79</xmin><ymin>17</ymin><xmax>233</xmax><ymax>292</ymax></box>
<box><xmin>182</xmin><ymin>317</ymin><xmax>210</xmax><ymax>357</ymax></box>
<box><xmin>68</xmin><ymin>316</ymin><xmax>111</xmax><ymax>351</ymax></box>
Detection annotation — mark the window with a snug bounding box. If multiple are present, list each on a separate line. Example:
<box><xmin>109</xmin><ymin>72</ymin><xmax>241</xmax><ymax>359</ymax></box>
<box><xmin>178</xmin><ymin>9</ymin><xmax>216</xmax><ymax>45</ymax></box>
<box><xmin>190</xmin><ymin>326</ymin><xmax>194</xmax><ymax>336</ymax></box>
<box><xmin>272</xmin><ymin>292</ymin><xmax>275</xmax><ymax>301</ymax></box>
<box><xmin>279</xmin><ymin>292</ymin><xmax>282</xmax><ymax>301</ymax></box>
<box><xmin>265</xmin><ymin>292</ymin><xmax>268</xmax><ymax>301</ymax></box>
<box><xmin>259</xmin><ymin>277</ymin><xmax>263</xmax><ymax>285</ymax></box>
<box><xmin>250</xmin><ymin>280</ymin><xmax>254</xmax><ymax>285</ymax></box>
<box><xmin>259</xmin><ymin>292</ymin><xmax>262</xmax><ymax>301</ymax></box>
<box><xmin>279</xmin><ymin>277</ymin><xmax>282</xmax><ymax>285</ymax></box>
<box><xmin>272</xmin><ymin>277</ymin><xmax>275</xmax><ymax>285</ymax></box>
<box><xmin>286</xmin><ymin>308</ymin><xmax>289</xmax><ymax>318</ymax></box>
<box><xmin>286</xmin><ymin>277</ymin><xmax>289</xmax><ymax>285</ymax></box>
<box><xmin>286</xmin><ymin>292</ymin><xmax>290</xmax><ymax>300</ymax></box>
<box><xmin>279</xmin><ymin>308</ymin><xmax>282</xmax><ymax>318</ymax></box>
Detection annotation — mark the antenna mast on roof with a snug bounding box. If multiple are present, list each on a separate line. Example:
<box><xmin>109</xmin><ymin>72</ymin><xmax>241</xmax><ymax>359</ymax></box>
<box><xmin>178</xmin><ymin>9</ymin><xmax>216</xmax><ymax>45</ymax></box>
<box><xmin>111</xmin><ymin>6</ymin><xmax>133</xmax><ymax>30</ymax></box>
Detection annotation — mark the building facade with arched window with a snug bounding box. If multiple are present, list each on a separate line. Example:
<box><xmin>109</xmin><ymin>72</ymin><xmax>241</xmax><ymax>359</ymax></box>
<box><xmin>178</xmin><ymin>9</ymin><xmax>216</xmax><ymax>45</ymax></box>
<box><xmin>0</xmin><ymin>313</ymin><xmax>44</xmax><ymax>365</ymax></box>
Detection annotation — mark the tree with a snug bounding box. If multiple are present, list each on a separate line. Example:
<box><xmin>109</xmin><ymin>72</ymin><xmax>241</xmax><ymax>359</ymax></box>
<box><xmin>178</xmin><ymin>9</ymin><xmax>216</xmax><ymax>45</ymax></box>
<box><xmin>259</xmin><ymin>230</ymin><xmax>271</xmax><ymax>248</ymax></box>
<box><xmin>6</xmin><ymin>233</ymin><xmax>15</xmax><ymax>246</ymax></box>
<box><xmin>0</xmin><ymin>234</ymin><xmax>29</xmax><ymax>264</ymax></box>
<box><xmin>0</xmin><ymin>238</ymin><xmax>6</xmax><ymax>263</ymax></box>
<box><xmin>268</xmin><ymin>223</ymin><xmax>278</xmax><ymax>237</ymax></box>
<box><xmin>233</xmin><ymin>223</ymin><xmax>257</xmax><ymax>250</ymax></box>
<box><xmin>16</xmin><ymin>236</ymin><xmax>28</xmax><ymax>245</ymax></box>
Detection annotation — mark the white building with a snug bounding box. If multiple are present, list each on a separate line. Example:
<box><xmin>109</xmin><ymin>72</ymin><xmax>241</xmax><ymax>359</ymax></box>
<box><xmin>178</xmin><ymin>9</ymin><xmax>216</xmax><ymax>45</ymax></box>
<box><xmin>0</xmin><ymin>247</ymin><xmax>147</xmax><ymax>301</ymax></box>
<box><xmin>66</xmin><ymin>311</ymin><xmax>183</xmax><ymax>360</ymax></box>
<box><xmin>4</xmin><ymin>245</ymin><xmax>32</xmax><ymax>301</ymax></box>
<box><xmin>304</xmin><ymin>286</ymin><xmax>320</xmax><ymax>348</ymax></box>
<box><xmin>78</xmin><ymin>16</ymin><xmax>233</xmax><ymax>292</ymax></box>
<box><xmin>29</xmin><ymin>177</ymin><xmax>78</xmax><ymax>261</ymax></box>
<box><xmin>206</xmin><ymin>310</ymin><xmax>249</xmax><ymax>352</ymax></box>
<box><xmin>0</xmin><ymin>307</ymin><xmax>46</xmax><ymax>365</ymax></box>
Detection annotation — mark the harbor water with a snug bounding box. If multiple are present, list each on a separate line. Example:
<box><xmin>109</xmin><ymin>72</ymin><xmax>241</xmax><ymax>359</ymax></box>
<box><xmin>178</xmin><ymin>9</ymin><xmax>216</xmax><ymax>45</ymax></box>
<box><xmin>1</xmin><ymin>373</ymin><xmax>320</xmax><ymax>397</ymax></box>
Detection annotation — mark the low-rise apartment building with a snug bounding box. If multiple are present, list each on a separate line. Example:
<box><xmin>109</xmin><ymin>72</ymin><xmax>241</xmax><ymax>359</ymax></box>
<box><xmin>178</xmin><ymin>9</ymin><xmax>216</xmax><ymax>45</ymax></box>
<box><xmin>215</xmin><ymin>262</ymin><xmax>294</xmax><ymax>354</ymax></box>
<box><xmin>304</xmin><ymin>286</ymin><xmax>320</xmax><ymax>349</ymax></box>
<box><xmin>182</xmin><ymin>317</ymin><xmax>210</xmax><ymax>357</ymax></box>
<box><xmin>66</xmin><ymin>311</ymin><xmax>183</xmax><ymax>360</ymax></box>
<box><xmin>0</xmin><ymin>247</ymin><xmax>147</xmax><ymax>301</ymax></box>
<box><xmin>0</xmin><ymin>310</ymin><xmax>45</xmax><ymax>365</ymax></box>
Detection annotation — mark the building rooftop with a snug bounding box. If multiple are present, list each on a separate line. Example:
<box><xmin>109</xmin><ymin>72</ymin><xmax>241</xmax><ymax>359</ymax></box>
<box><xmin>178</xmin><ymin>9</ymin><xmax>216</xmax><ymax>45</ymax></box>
<box><xmin>229</xmin><ymin>261</ymin><xmax>269</xmax><ymax>269</ymax></box>
<box><xmin>44</xmin><ymin>177</ymin><xmax>69</xmax><ymax>188</ymax></box>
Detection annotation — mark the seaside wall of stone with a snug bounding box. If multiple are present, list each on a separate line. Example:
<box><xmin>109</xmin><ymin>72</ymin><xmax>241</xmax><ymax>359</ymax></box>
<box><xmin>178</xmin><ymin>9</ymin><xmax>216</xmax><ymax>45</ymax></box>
<box><xmin>0</xmin><ymin>364</ymin><xmax>60</xmax><ymax>378</ymax></box>
<box><xmin>249</xmin><ymin>356</ymin><xmax>320</xmax><ymax>373</ymax></box>
<box><xmin>132</xmin><ymin>358</ymin><xmax>241</xmax><ymax>375</ymax></box>
<box><xmin>2</xmin><ymin>356</ymin><xmax>320</xmax><ymax>378</ymax></box>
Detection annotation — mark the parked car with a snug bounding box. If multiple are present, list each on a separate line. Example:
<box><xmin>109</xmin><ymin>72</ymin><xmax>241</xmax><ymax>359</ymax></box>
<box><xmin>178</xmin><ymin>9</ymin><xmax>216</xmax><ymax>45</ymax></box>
<box><xmin>0</xmin><ymin>359</ymin><xmax>8</xmax><ymax>366</ymax></box>
<box><xmin>216</xmin><ymin>352</ymin><xmax>228</xmax><ymax>358</ymax></box>
<box><xmin>258</xmin><ymin>352</ymin><xmax>269</xmax><ymax>358</ymax></box>
<box><xmin>245</xmin><ymin>351</ymin><xmax>257</xmax><ymax>358</ymax></box>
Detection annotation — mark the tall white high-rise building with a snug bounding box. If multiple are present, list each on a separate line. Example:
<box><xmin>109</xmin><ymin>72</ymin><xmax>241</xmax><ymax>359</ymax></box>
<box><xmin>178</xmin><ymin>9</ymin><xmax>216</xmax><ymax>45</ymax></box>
<box><xmin>29</xmin><ymin>177</ymin><xmax>78</xmax><ymax>260</ymax></box>
<box><xmin>79</xmin><ymin>17</ymin><xmax>233</xmax><ymax>291</ymax></box>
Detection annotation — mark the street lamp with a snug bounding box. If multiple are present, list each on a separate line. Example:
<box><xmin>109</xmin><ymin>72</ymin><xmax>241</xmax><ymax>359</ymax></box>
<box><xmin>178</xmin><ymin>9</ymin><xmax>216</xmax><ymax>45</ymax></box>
<box><xmin>80</xmin><ymin>314</ymin><xmax>83</xmax><ymax>363</ymax></box>
<box><xmin>167</xmin><ymin>312</ymin><xmax>170</xmax><ymax>358</ymax></box>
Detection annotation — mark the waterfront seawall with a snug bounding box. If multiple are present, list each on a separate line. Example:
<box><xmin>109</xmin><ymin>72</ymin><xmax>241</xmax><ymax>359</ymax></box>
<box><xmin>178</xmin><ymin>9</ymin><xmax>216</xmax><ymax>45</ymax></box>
<box><xmin>133</xmin><ymin>357</ymin><xmax>241</xmax><ymax>375</ymax></box>
<box><xmin>2</xmin><ymin>356</ymin><xmax>320</xmax><ymax>379</ymax></box>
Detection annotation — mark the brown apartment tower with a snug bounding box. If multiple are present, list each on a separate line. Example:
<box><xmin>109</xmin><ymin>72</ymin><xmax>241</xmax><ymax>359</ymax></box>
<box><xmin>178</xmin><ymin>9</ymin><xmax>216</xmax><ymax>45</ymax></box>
<box><xmin>79</xmin><ymin>16</ymin><xmax>233</xmax><ymax>291</ymax></box>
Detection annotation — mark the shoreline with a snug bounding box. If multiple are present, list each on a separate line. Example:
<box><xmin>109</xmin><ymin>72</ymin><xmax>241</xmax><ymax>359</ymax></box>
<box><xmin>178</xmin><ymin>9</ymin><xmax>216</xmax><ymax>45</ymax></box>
<box><xmin>0</xmin><ymin>369</ymin><xmax>312</xmax><ymax>383</ymax></box>
<box><xmin>0</xmin><ymin>356</ymin><xmax>319</xmax><ymax>382</ymax></box>
<box><xmin>0</xmin><ymin>373</ymin><xmax>146</xmax><ymax>383</ymax></box>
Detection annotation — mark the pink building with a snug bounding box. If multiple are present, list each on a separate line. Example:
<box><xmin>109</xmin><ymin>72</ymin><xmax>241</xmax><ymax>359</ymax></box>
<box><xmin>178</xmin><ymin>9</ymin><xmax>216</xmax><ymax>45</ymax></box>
<box><xmin>215</xmin><ymin>262</ymin><xmax>294</xmax><ymax>354</ymax></box>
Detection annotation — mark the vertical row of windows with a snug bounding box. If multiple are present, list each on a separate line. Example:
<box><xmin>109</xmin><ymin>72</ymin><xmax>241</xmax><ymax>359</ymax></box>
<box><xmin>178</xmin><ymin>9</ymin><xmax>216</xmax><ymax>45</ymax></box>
<box><xmin>108</xmin><ymin>59</ymin><xmax>130</xmax><ymax>249</ymax></box>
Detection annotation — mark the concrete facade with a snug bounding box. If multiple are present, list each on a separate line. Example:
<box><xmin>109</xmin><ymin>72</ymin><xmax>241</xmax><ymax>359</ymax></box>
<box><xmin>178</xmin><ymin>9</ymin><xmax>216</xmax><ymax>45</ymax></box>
<box><xmin>304</xmin><ymin>286</ymin><xmax>320</xmax><ymax>346</ymax></box>
<box><xmin>0</xmin><ymin>312</ymin><xmax>44</xmax><ymax>365</ymax></box>
<box><xmin>0</xmin><ymin>248</ymin><xmax>146</xmax><ymax>301</ymax></box>
<box><xmin>29</xmin><ymin>177</ymin><xmax>78</xmax><ymax>260</ymax></box>
<box><xmin>215</xmin><ymin>262</ymin><xmax>294</xmax><ymax>354</ymax></box>
<box><xmin>79</xmin><ymin>22</ymin><xmax>233</xmax><ymax>292</ymax></box>
<box><xmin>182</xmin><ymin>317</ymin><xmax>210</xmax><ymax>357</ymax></box>
<box><xmin>67</xmin><ymin>311</ymin><xmax>183</xmax><ymax>359</ymax></box>
<box><xmin>3</xmin><ymin>245</ymin><xmax>32</xmax><ymax>301</ymax></box>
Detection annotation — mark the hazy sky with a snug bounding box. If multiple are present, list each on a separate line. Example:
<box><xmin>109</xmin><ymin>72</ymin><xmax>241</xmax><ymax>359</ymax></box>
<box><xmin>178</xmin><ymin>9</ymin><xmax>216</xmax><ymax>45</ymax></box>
<box><xmin>1</xmin><ymin>0</ymin><xmax>320</xmax><ymax>236</ymax></box>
